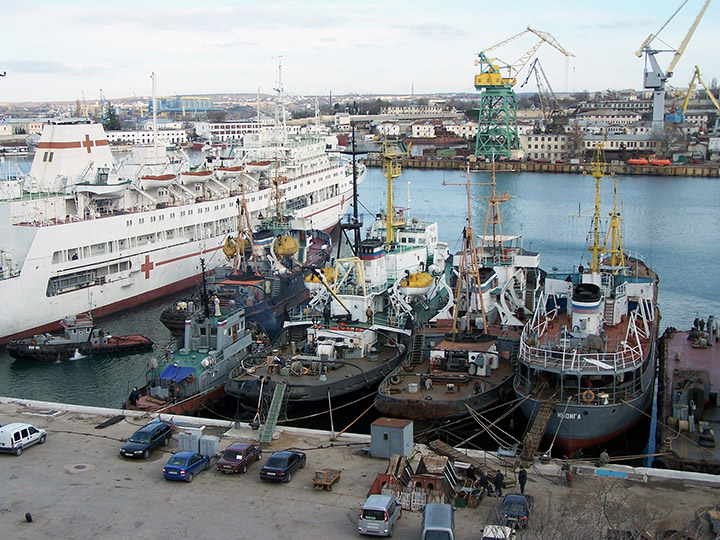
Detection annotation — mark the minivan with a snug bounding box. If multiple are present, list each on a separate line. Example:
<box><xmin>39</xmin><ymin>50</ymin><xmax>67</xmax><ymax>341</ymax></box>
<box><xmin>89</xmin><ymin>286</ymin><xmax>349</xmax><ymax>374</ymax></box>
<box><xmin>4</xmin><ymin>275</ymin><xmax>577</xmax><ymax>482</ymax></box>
<box><xmin>0</xmin><ymin>422</ymin><xmax>47</xmax><ymax>456</ymax></box>
<box><xmin>357</xmin><ymin>494</ymin><xmax>402</xmax><ymax>537</ymax></box>
<box><xmin>420</xmin><ymin>503</ymin><xmax>454</xmax><ymax>540</ymax></box>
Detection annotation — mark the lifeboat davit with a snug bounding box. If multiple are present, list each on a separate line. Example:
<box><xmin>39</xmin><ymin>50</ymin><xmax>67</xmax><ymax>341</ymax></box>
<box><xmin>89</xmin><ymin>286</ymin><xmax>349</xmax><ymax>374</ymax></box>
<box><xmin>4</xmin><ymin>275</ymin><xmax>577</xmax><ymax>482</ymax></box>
<box><xmin>180</xmin><ymin>170</ymin><xmax>213</xmax><ymax>184</ymax></box>
<box><xmin>140</xmin><ymin>174</ymin><xmax>177</xmax><ymax>190</ymax></box>
<box><xmin>650</xmin><ymin>159</ymin><xmax>672</xmax><ymax>166</ymax></box>
<box><xmin>274</xmin><ymin>235</ymin><xmax>299</xmax><ymax>257</ymax></box>
<box><xmin>304</xmin><ymin>267</ymin><xmax>338</xmax><ymax>291</ymax></box>
<box><xmin>627</xmin><ymin>158</ymin><xmax>649</xmax><ymax>166</ymax></box>
<box><xmin>398</xmin><ymin>271</ymin><xmax>433</xmax><ymax>296</ymax></box>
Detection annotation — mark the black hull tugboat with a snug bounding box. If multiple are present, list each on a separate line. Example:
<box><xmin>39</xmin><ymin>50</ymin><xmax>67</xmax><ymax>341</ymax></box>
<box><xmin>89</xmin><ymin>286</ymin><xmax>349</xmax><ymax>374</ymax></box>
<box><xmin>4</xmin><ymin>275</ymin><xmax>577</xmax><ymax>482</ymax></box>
<box><xmin>375</xmin><ymin>167</ymin><xmax>543</xmax><ymax>425</ymax></box>
<box><xmin>125</xmin><ymin>292</ymin><xmax>263</xmax><ymax>417</ymax></box>
<box><xmin>7</xmin><ymin>312</ymin><xmax>153</xmax><ymax>361</ymax></box>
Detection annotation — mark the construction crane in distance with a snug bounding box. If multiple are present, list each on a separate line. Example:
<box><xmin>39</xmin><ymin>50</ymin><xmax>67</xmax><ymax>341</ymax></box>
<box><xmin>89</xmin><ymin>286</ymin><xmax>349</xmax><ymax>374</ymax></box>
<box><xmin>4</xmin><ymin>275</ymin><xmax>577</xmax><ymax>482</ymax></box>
<box><xmin>473</xmin><ymin>26</ymin><xmax>574</xmax><ymax>159</ymax></box>
<box><xmin>677</xmin><ymin>66</ymin><xmax>720</xmax><ymax>135</ymax></box>
<box><xmin>521</xmin><ymin>58</ymin><xmax>567</xmax><ymax>134</ymax></box>
<box><xmin>635</xmin><ymin>0</ymin><xmax>711</xmax><ymax>132</ymax></box>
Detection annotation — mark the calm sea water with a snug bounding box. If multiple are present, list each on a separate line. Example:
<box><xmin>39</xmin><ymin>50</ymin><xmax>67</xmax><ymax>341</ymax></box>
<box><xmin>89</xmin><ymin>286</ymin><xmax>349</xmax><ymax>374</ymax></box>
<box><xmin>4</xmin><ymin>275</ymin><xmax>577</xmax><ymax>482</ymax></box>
<box><xmin>0</xmin><ymin>164</ymin><xmax>718</xmax><ymax>411</ymax></box>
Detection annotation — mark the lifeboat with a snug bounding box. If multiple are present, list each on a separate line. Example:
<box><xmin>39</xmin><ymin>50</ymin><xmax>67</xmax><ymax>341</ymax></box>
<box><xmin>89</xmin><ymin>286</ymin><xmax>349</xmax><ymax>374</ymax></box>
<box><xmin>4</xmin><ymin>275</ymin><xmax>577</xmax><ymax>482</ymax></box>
<box><xmin>140</xmin><ymin>174</ymin><xmax>177</xmax><ymax>190</ymax></box>
<box><xmin>222</xmin><ymin>237</ymin><xmax>252</xmax><ymax>260</ymax></box>
<box><xmin>650</xmin><ymin>159</ymin><xmax>672</xmax><ymax>166</ymax></box>
<box><xmin>214</xmin><ymin>165</ymin><xmax>243</xmax><ymax>180</ymax></box>
<box><xmin>274</xmin><ymin>235</ymin><xmax>299</xmax><ymax>257</ymax></box>
<box><xmin>304</xmin><ymin>266</ymin><xmax>338</xmax><ymax>291</ymax></box>
<box><xmin>398</xmin><ymin>271</ymin><xmax>433</xmax><ymax>296</ymax></box>
<box><xmin>627</xmin><ymin>158</ymin><xmax>649</xmax><ymax>166</ymax></box>
<box><xmin>180</xmin><ymin>170</ymin><xmax>213</xmax><ymax>184</ymax></box>
<box><xmin>245</xmin><ymin>160</ymin><xmax>273</xmax><ymax>173</ymax></box>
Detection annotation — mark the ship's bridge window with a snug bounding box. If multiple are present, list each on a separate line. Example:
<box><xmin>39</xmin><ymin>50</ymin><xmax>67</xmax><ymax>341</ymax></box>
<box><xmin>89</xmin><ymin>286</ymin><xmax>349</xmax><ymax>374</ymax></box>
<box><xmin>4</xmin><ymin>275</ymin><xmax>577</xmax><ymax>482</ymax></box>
<box><xmin>118</xmin><ymin>239</ymin><xmax>127</xmax><ymax>250</ymax></box>
<box><xmin>68</xmin><ymin>248</ymin><xmax>79</xmax><ymax>260</ymax></box>
<box><xmin>52</xmin><ymin>251</ymin><xmax>62</xmax><ymax>264</ymax></box>
<box><xmin>90</xmin><ymin>243</ymin><xmax>106</xmax><ymax>256</ymax></box>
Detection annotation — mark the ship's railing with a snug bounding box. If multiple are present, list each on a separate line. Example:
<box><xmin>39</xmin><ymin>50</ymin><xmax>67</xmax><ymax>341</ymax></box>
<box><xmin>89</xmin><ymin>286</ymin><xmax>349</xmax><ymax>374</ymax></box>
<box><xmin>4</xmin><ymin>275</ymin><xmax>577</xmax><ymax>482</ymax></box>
<box><xmin>518</xmin><ymin>333</ymin><xmax>645</xmax><ymax>372</ymax></box>
<box><xmin>514</xmin><ymin>370</ymin><xmax>646</xmax><ymax>405</ymax></box>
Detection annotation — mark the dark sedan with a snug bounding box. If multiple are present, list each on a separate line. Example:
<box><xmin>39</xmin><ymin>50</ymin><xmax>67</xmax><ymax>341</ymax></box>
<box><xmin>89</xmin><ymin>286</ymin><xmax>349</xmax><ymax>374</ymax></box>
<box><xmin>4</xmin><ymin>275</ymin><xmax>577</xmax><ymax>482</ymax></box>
<box><xmin>119</xmin><ymin>421</ymin><xmax>172</xmax><ymax>459</ymax></box>
<box><xmin>259</xmin><ymin>450</ymin><xmax>306</xmax><ymax>483</ymax></box>
<box><xmin>216</xmin><ymin>442</ymin><xmax>262</xmax><ymax>474</ymax></box>
<box><xmin>500</xmin><ymin>494</ymin><xmax>534</xmax><ymax>529</ymax></box>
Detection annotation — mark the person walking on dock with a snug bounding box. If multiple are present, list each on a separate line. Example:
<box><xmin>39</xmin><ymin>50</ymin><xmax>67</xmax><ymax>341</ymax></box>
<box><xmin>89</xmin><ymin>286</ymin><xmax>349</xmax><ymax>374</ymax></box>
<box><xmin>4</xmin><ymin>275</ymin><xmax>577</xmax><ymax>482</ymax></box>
<box><xmin>517</xmin><ymin>466</ymin><xmax>527</xmax><ymax>494</ymax></box>
<box><xmin>493</xmin><ymin>470</ymin><xmax>504</xmax><ymax>497</ymax></box>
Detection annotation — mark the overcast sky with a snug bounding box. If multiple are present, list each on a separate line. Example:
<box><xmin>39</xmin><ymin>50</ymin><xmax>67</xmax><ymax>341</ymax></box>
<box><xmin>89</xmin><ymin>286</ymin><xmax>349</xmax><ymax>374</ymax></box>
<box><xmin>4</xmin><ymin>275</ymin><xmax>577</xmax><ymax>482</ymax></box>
<box><xmin>0</xmin><ymin>0</ymin><xmax>716</xmax><ymax>104</ymax></box>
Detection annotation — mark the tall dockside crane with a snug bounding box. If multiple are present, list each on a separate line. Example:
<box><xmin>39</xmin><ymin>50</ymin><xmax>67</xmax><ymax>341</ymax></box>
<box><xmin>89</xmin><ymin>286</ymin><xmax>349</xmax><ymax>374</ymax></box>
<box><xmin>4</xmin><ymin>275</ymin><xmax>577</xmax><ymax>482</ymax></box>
<box><xmin>473</xmin><ymin>26</ymin><xmax>573</xmax><ymax>159</ymax></box>
<box><xmin>682</xmin><ymin>66</ymin><xmax>720</xmax><ymax>135</ymax></box>
<box><xmin>521</xmin><ymin>58</ymin><xmax>567</xmax><ymax>134</ymax></box>
<box><xmin>635</xmin><ymin>0</ymin><xmax>711</xmax><ymax>132</ymax></box>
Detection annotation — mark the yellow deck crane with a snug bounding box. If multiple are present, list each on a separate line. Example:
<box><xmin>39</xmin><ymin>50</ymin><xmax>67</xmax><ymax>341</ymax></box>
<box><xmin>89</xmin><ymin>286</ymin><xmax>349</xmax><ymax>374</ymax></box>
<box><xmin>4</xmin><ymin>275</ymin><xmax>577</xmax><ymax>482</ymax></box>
<box><xmin>474</xmin><ymin>26</ymin><xmax>573</xmax><ymax>159</ymax></box>
<box><xmin>635</xmin><ymin>0</ymin><xmax>712</xmax><ymax>131</ymax></box>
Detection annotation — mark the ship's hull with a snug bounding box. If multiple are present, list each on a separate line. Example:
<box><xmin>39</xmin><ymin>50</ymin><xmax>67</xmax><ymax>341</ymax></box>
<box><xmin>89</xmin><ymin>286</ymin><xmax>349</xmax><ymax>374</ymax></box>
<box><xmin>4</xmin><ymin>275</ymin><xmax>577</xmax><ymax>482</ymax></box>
<box><xmin>8</xmin><ymin>334</ymin><xmax>152</xmax><ymax>362</ymax></box>
<box><xmin>375</xmin><ymin>374</ymin><xmax>513</xmax><ymax>421</ymax></box>
<box><xmin>516</xmin><ymin>339</ymin><xmax>657</xmax><ymax>454</ymax></box>
<box><xmin>0</xmin><ymin>168</ymin><xmax>361</xmax><ymax>345</ymax></box>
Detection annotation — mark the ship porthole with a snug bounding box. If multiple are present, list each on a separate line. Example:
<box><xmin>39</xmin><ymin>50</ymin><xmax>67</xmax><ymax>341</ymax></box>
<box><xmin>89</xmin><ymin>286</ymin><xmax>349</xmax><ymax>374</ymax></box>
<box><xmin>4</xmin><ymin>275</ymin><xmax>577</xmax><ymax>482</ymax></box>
<box><xmin>582</xmin><ymin>411</ymin><xmax>589</xmax><ymax>416</ymax></box>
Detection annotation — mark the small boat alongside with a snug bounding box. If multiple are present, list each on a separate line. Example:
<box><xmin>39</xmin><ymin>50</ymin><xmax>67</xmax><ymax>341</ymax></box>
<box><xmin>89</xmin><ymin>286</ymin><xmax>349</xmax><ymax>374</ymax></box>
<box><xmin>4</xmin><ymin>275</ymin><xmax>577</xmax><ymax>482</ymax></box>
<box><xmin>125</xmin><ymin>297</ymin><xmax>262</xmax><ymax>416</ymax></box>
<box><xmin>7</xmin><ymin>312</ymin><xmax>153</xmax><ymax>361</ymax></box>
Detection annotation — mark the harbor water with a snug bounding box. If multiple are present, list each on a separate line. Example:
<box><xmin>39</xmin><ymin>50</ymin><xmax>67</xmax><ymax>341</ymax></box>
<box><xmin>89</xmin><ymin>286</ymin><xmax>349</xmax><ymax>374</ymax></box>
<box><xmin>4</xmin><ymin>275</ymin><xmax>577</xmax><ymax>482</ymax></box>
<box><xmin>1</xmin><ymin>165</ymin><xmax>719</xmax><ymax>425</ymax></box>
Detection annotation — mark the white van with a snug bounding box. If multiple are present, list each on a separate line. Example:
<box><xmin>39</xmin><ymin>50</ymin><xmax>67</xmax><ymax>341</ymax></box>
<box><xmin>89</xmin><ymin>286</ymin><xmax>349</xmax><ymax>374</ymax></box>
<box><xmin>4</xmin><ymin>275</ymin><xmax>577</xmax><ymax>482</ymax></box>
<box><xmin>0</xmin><ymin>423</ymin><xmax>47</xmax><ymax>456</ymax></box>
<box><xmin>421</xmin><ymin>503</ymin><xmax>455</xmax><ymax>540</ymax></box>
<box><xmin>357</xmin><ymin>494</ymin><xmax>402</xmax><ymax>537</ymax></box>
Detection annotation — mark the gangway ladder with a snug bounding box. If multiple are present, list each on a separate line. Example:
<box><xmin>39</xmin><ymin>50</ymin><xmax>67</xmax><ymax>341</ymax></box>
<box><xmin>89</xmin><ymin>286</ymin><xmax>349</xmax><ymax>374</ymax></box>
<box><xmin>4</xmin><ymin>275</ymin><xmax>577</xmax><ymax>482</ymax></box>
<box><xmin>409</xmin><ymin>326</ymin><xmax>425</xmax><ymax>366</ymax></box>
<box><xmin>520</xmin><ymin>399</ymin><xmax>556</xmax><ymax>464</ymax></box>
<box><xmin>260</xmin><ymin>382</ymin><xmax>287</xmax><ymax>446</ymax></box>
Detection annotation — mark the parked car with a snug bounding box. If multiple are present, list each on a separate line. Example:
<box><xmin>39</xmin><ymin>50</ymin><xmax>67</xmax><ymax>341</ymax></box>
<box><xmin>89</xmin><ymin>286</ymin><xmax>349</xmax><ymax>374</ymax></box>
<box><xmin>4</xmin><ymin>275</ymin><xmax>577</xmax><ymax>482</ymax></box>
<box><xmin>119</xmin><ymin>420</ymin><xmax>172</xmax><ymax>459</ymax></box>
<box><xmin>162</xmin><ymin>451</ymin><xmax>211</xmax><ymax>483</ymax></box>
<box><xmin>0</xmin><ymin>422</ymin><xmax>47</xmax><ymax>456</ymax></box>
<box><xmin>259</xmin><ymin>450</ymin><xmax>306</xmax><ymax>483</ymax></box>
<box><xmin>357</xmin><ymin>494</ymin><xmax>402</xmax><ymax>537</ymax></box>
<box><xmin>216</xmin><ymin>442</ymin><xmax>262</xmax><ymax>474</ymax></box>
<box><xmin>500</xmin><ymin>494</ymin><xmax>534</xmax><ymax>529</ymax></box>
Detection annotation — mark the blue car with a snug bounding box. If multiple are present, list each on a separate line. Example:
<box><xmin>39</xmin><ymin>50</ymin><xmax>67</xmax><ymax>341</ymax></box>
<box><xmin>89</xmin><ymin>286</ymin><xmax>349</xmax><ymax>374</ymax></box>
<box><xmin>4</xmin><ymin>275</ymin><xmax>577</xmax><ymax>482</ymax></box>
<box><xmin>162</xmin><ymin>451</ymin><xmax>211</xmax><ymax>483</ymax></box>
<box><xmin>259</xmin><ymin>450</ymin><xmax>306</xmax><ymax>483</ymax></box>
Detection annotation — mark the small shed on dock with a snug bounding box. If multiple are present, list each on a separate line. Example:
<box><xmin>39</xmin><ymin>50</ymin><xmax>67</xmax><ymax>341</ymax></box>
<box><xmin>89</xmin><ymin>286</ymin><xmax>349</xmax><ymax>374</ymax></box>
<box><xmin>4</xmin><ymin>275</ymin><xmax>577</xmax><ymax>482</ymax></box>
<box><xmin>370</xmin><ymin>417</ymin><xmax>413</xmax><ymax>458</ymax></box>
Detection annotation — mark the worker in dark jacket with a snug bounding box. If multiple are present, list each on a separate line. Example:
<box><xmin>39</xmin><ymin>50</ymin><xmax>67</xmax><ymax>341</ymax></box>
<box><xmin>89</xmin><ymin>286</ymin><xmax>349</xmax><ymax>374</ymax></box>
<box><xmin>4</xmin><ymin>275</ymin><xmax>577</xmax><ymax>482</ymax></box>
<box><xmin>517</xmin><ymin>466</ymin><xmax>527</xmax><ymax>494</ymax></box>
<box><xmin>493</xmin><ymin>469</ymin><xmax>504</xmax><ymax>497</ymax></box>
<box><xmin>478</xmin><ymin>471</ymin><xmax>493</xmax><ymax>496</ymax></box>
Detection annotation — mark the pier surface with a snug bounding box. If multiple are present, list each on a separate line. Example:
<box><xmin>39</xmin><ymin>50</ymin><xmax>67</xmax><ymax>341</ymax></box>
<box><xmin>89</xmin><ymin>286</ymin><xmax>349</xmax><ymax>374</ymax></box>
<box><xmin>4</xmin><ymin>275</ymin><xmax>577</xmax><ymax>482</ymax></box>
<box><xmin>1</xmin><ymin>398</ymin><xmax>719</xmax><ymax>539</ymax></box>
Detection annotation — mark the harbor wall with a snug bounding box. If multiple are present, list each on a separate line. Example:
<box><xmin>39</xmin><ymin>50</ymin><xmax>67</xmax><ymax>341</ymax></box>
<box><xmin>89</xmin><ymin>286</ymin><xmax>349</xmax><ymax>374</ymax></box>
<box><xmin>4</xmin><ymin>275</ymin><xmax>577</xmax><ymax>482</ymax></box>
<box><xmin>361</xmin><ymin>157</ymin><xmax>720</xmax><ymax>178</ymax></box>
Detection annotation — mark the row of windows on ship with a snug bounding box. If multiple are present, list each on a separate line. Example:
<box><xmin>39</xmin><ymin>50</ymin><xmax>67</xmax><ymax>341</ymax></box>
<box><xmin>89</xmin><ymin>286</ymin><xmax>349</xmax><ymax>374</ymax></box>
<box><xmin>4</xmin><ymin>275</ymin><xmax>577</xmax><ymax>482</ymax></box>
<box><xmin>52</xmin><ymin>182</ymin><xmax>343</xmax><ymax>265</ymax></box>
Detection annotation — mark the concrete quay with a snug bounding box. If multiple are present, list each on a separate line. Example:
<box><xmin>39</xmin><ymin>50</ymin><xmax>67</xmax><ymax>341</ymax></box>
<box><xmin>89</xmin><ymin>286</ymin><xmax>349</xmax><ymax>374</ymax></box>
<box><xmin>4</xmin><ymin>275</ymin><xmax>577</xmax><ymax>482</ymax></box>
<box><xmin>2</xmin><ymin>397</ymin><xmax>720</xmax><ymax>539</ymax></box>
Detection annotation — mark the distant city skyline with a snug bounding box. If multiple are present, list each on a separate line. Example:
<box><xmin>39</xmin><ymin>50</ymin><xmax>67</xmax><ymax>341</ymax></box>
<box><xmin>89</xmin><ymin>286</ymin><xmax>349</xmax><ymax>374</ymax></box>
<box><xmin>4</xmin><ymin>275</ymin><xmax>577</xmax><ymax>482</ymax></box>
<box><xmin>0</xmin><ymin>0</ymin><xmax>716</xmax><ymax>104</ymax></box>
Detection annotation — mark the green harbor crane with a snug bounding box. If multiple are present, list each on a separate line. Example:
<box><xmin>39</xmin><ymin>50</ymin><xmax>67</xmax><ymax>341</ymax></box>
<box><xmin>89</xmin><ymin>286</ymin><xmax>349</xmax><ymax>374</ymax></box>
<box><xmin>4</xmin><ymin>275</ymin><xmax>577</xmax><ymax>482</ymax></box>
<box><xmin>473</xmin><ymin>26</ymin><xmax>573</xmax><ymax>159</ymax></box>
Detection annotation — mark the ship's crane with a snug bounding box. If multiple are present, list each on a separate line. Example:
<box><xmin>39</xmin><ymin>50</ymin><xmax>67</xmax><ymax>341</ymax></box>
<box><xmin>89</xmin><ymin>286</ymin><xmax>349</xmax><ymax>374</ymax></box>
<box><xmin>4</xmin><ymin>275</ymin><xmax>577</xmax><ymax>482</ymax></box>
<box><xmin>521</xmin><ymin>58</ymin><xmax>567</xmax><ymax>134</ymax></box>
<box><xmin>635</xmin><ymin>0</ymin><xmax>711</xmax><ymax>131</ymax></box>
<box><xmin>473</xmin><ymin>26</ymin><xmax>574</xmax><ymax>159</ymax></box>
